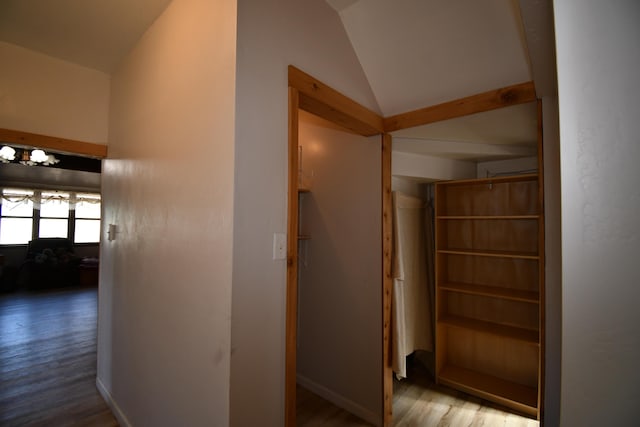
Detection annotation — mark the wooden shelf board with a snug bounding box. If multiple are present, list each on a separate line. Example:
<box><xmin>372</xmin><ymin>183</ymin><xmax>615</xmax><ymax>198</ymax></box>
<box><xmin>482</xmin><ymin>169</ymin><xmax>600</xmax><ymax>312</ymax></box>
<box><xmin>436</xmin><ymin>173</ymin><xmax>538</xmax><ymax>187</ymax></box>
<box><xmin>440</xmin><ymin>314</ymin><xmax>539</xmax><ymax>344</ymax></box>
<box><xmin>298</xmin><ymin>187</ymin><xmax>311</xmax><ymax>193</ymax></box>
<box><xmin>438</xmin><ymin>365</ymin><xmax>538</xmax><ymax>417</ymax></box>
<box><xmin>439</xmin><ymin>282</ymin><xmax>539</xmax><ymax>303</ymax></box>
<box><xmin>438</xmin><ymin>248</ymin><xmax>539</xmax><ymax>260</ymax></box>
<box><xmin>437</xmin><ymin>215</ymin><xmax>539</xmax><ymax>220</ymax></box>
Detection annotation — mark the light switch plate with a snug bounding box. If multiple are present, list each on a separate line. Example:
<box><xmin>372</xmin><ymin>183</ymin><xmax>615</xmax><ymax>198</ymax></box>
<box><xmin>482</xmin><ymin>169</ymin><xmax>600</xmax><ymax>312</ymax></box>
<box><xmin>107</xmin><ymin>224</ymin><xmax>117</xmax><ymax>241</ymax></box>
<box><xmin>273</xmin><ymin>232</ymin><xmax>286</xmax><ymax>260</ymax></box>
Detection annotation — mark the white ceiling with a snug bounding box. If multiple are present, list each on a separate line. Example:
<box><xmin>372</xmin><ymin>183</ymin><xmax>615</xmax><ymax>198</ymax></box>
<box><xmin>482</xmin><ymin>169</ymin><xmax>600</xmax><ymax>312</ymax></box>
<box><xmin>0</xmin><ymin>0</ymin><xmax>544</xmax><ymax>163</ymax></box>
<box><xmin>391</xmin><ymin>101</ymin><xmax>538</xmax><ymax>160</ymax></box>
<box><xmin>327</xmin><ymin>0</ymin><xmax>532</xmax><ymax>117</ymax></box>
<box><xmin>0</xmin><ymin>0</ymin><xmax>172</xmax><ymax>73</ymax></box>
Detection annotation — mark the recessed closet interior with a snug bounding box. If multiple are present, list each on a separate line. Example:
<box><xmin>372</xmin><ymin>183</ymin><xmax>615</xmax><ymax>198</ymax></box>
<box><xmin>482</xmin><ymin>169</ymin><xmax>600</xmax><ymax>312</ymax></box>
<box><xmin>295</xmin><ymin>110</ymin><xmax>383</xmax><ymax>425</ymax></box>
<box><xmin>390</xmin><ymin>99</ymin><xmax>543</xmax><ymax>420</ymax></box>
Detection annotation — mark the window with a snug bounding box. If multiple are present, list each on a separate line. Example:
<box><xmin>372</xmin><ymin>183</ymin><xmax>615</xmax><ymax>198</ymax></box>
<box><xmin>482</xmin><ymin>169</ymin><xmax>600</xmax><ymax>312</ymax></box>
<box><xmin>0</xmin><ymin>189</ymin><xmax>34</xmax><ymax>244</ymax></box>
<box><xmin>74</xmin><ymin>193</ymin><xmax>101</xmax><ymax>243</ymax></box>
<box><xmin>39</xmin><ymin>192</ymin><xmax>70</xmax><ymax>238</ymax></box>
<box><xmin>0</xmin><ymin>188</ymin><xmax>101</xmax><ymax>245</ymax></box>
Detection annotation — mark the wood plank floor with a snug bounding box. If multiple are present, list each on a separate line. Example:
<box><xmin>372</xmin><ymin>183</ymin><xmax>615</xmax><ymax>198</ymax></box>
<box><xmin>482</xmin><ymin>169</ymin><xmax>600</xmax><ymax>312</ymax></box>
<box><xmin>1</xmin><ymin>287</ymin><xmax>540</xmax><ymax>426</ymax></box>
<box><xmin>297</xmin><ymin>357</ymin><xmax>540</xmax><ymax>427</ymax></box>
<box><xmin>0</xmin><ymin>287</ymin><xmax>118</xmax><ymax>426</ymax></box>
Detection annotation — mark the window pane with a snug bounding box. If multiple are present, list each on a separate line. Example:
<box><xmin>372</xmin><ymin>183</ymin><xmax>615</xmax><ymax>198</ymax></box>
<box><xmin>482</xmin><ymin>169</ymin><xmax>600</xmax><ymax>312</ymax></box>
<box><xmin>75</xmin><ymin>194</ymin><xmax>101</xmax><ymax>219</ymax></box>
<box><xmin>75</xmin><ymin>219</ymin><xmax>100</xmax><ymax>243</ymax></box>
<box><xmin>0</xmin><ymin>218</ymin><xmax>33</xmax><ymax>244</ymax></box>
<box><xmin>40</xmin><ymin>192</ymin><xmax>70</xmax><ymax>218</ymax></box>
<box><xmin>1</xmin><ymin>189</ymin><xmax>34</xmax><ymax>217</ymax></box>
<box><xmin>39</xmin><ymin>218</ymin><xmax>68</xmax><ymax>238</ymax></box>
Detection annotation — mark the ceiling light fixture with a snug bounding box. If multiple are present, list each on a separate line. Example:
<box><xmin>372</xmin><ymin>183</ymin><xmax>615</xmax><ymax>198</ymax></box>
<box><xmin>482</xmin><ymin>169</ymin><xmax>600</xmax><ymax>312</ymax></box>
<box><xmin>31</xmin><ymin>149</ymin><xmax>49</xmax><ymax>163</ymax></box>
<box><xmin>0</xmin><ymin>146</ymin><xmax>16</xmax><ymax>162</ymax></box>
<box><xmin>0</xmin><ymin>145</ymin><xmax>60</xmax><ymax>166</ymax></box>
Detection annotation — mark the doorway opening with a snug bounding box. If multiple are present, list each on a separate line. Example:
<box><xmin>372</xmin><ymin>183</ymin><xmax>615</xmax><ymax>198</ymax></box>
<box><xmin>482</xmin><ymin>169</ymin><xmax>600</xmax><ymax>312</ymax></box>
<box><xmin>285</xmin><ymin>66</ymin><xmax>542</xmax><ymax>427</ymax></box>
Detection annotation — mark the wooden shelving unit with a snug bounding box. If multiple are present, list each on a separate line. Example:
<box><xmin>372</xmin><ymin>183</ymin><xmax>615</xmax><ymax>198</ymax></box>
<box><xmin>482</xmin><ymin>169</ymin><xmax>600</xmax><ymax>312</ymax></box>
<box><xmin>435</xmin><ymin>174</ymin><xmax>543</xmax><ymax>419</ymax></box>
<box><xmin>439</xmin><ymin>282</ymin><xmax>539</xmax><ymax>303</ymax></box>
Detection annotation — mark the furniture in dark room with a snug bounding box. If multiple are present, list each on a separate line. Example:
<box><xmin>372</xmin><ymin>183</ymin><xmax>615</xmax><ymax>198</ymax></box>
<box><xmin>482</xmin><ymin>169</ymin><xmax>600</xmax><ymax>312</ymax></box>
<box><xmin>23</xmin><ymin>238</ymin><xmax>81</xmax><ymax>289</ymax></box>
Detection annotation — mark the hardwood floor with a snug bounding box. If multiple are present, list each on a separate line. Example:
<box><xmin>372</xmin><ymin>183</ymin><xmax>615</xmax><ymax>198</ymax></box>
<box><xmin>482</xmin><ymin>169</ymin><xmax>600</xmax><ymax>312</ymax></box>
<box><xmin>297</xmin><ymin>357</ymin><xmax>540</xmax><ymax>427</ymax></box>
<box><xmin>297</xmin><ymin>385</ymin><xmax>373</xmax><ymax>427</ymax></box>
<box><xmin>1</xmin><ymin>286</ymin><xmax>539</xmax><ymax>426</ymax></box>
<box><xmin>0</xmin><ymin>287</ymin><xmax>118</xmax><ymax>426</ymax></box>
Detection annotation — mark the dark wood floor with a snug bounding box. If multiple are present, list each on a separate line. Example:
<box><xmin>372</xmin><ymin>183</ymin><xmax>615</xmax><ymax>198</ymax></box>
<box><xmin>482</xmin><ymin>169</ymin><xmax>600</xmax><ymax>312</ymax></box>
<box><xmin>0</xmin><ymin>287</ymin><xmax>118</xmax><ymax>426</ymax></box>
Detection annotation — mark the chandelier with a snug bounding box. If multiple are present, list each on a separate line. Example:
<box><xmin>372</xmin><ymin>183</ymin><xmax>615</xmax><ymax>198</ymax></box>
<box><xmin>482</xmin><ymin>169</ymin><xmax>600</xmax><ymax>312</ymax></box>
<box><xmin>0</xmin><ymin>145</ymin><xmax>60</xmax><ymax>166</ymax></box>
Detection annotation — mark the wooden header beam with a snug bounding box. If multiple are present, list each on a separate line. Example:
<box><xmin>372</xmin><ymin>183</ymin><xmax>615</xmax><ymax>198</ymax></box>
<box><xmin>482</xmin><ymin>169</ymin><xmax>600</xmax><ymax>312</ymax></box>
<box><xmin>383</xmin><ymin>81</ymin><xmax>537</xmax><ymax>132</ymax></box>
<box><xmin>288</xmin><ymin>65</ymin><xmax>384</xmax><ymax>136</ymax></box>
<box><xmin>0</xmin><ymin>127</ymin><xmax>108</xmax><ymax>159</ymax></box>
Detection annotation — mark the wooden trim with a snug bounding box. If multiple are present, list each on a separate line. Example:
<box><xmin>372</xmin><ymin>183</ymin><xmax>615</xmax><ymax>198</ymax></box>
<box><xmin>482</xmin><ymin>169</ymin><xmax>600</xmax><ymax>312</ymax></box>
<box><xmin>536</xmin><ymin>98</ymin><xmax>545</xmax><ymax>421</ymax></box>
<box><xmin>288</xmin><ymin>66</ymin><xmax>384</xmax><ymax>136</ymax></box>
<box><xmin>285</xmin><ymin>87</ymin><xmax>300</xmax><ymax>427</ymax></box>
<box><xmin>383</xmin><ymin>82</ymin><xmax>537</xmax><ymax>132</ymax></box>
<box><xmin>536</xmin><ymin>100</ymin><xmax>545</xmax><ymax>218</ymax></box>
<box><xmin>0</xmin><ymin>127</ymin><xmax>107</xmax><ymax>158</ymax></box>
<box><xmin>381</xmin><ymin>133</ymin><xmax>393</xmax><ymax>426</ymax></box>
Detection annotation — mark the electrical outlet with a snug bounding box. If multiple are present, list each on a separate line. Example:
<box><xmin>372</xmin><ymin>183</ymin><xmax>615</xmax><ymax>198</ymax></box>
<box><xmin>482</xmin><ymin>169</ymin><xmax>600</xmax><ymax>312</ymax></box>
<box><xmin>273</xmin><ymin>233</ymin><xmax>287</xmax><ymax>260</ymax></box>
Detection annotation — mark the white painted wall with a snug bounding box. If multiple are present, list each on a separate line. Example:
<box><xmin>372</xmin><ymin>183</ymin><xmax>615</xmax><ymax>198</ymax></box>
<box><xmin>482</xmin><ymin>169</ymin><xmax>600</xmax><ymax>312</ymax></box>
<box><xmin>297</xmin><ymin>111</ymin><xmax>381</xmax><ymax>425</ymax></box>
<box><xmin>97</xmin><ymin>0</ymin><xmax>236</xmax><ymax>425</ymax></box>
<box><xmin>231</xmin><ymin>1</ymin><xmax>380</xmax><ymax>425</ymax></box>
<box><xmin>391</xmin><ymin>151</ymin><xmax>476</xmax><ymax>182</ymax></box>
<box><xmin>555</xmin><ymin>1</ymin><xmax>640</xmax><ymax>425</ymax></box>
<box><xmin>391</xmin><ymin>176</ymin><xmax>426</xmax><ymax>199</ymax></box>
<box><xmin>0</xmin><ymin>42</ymin><xmax>109</xmax><ymax>143</ymax></box>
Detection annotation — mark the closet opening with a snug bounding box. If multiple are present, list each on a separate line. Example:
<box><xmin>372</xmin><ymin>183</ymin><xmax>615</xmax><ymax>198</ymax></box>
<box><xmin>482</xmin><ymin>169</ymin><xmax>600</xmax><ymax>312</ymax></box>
<box><xmin>285</xmin><ymin>65</ymin><xmax>543</xmax><ymax>427</ymax></box>
<box><xmin>388</xmin><ymin>99</ymin><xmax>544</xmax><ymax>424</ymax></box>
<box><xmin>285</xmin><ymin>66</ymin><xmax>387</xmax><ymax>427</ymax></box>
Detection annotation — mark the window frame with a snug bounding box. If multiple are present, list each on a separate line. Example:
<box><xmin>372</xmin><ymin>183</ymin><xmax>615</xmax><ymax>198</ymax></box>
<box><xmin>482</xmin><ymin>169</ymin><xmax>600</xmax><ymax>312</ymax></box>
<box><xmin>72</xmin><ymin>193</ymin><xmax>102</xmax><ymax>244</ymax></box>
<box><xmin>0</xmin><ymin>187</ymin><xmax>101</xmax><ymax>246</ymax></box>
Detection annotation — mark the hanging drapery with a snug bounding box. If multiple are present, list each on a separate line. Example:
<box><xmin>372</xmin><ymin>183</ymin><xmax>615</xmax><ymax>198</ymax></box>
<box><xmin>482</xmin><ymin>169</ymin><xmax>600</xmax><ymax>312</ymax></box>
<box><xmin>391</xmin><ymin>191</ymin><xmax>435</xmax><ymax>379</ymax></box>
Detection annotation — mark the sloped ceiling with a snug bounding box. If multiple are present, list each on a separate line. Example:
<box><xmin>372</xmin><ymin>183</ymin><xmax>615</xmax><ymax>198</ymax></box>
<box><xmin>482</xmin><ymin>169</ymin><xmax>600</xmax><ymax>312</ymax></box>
<box><xmin>327</xmin><ymin>0</ymin><xmax>539</xmax><ymax>164</ymax></box>
<box><xmin>327</xmin><ymin>0</ymin><xmax>532</xmax><ymax>117</ymax></box>
<box><xmin>0</xmin><ymin>0</ymin><xmax>172</xmax><ymax>73</ymax></box>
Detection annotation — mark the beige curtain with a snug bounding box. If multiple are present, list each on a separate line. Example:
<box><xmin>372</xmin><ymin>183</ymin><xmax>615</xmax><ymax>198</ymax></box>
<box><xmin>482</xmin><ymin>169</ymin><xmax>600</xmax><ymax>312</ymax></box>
<box><xmin>391</xmin><ymin>191</ymin><xmax>435</xmax><ymax>379</ymax></box>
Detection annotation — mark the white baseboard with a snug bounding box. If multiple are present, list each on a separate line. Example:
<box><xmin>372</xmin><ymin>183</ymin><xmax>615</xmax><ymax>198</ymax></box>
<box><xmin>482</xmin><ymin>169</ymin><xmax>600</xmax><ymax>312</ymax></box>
<box><xmin>96</xmin><ymin>377</ymin><xmax>132</xmax><ymax>427</ymax></box>
<box><xmin>296</xmin><ymin>374</ymin><xmax>382</xmax><ymax>427</ymax></box>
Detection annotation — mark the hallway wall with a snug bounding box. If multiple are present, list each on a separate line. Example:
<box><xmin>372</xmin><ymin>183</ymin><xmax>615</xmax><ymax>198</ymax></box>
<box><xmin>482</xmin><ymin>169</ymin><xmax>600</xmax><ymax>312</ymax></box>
<box><xmin>97</xmin><ymin>0</ymin><xmax>237</xmax><ymax>425</ymax></box>
<box><xmin>555</xmin><ymin>1</ymin><xmax>640</xmax><ymax>425</ymax></box>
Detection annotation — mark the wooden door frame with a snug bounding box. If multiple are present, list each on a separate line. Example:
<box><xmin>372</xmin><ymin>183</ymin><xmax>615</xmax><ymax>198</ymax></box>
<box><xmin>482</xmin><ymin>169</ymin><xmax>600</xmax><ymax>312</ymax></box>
<box><xmin>285</xmin><ymin>65</ymin><xmax>538</xmax><ymax>427</ymax></box>
<box><xmin>285</xmin><ymin>66</ymin><xmax>388</xmax><ymax>427</ymax></box>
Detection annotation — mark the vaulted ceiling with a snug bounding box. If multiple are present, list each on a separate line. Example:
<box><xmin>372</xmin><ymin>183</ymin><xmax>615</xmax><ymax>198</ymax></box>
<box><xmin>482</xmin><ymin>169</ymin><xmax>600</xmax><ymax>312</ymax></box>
<box><xmin>0</xmin><ymin>0</ymin><xmax>551</xmax><ymax>164</ymax></box>
<box><xmin>0</xmin><ymin>0</ymin><xmax>172</xmax><ymax>73</ymax></box>
<box><xmin>325</xmin><ymin>0</ymin><xmax>542</xmax><ymax>164</ymax></box>
<box><xmin>326</xmin><ymin>0</ymin><xmax>532</xmax><ymax>117</ymax></box>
